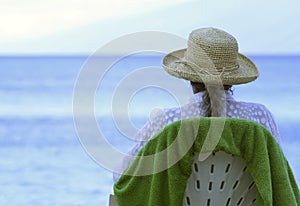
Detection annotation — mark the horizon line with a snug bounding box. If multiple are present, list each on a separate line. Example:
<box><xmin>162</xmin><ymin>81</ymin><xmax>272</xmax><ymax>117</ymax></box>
<box><xmin>1</xmin><ymin>53</ymin><xmax>300</xmax><ymax>58</ymax></box>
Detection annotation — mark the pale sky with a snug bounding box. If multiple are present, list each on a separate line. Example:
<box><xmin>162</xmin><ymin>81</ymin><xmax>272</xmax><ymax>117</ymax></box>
<box><xmin>1</xmin><ymin>0</ymin><xmax>300</xmax><ymax>54</ymax></box>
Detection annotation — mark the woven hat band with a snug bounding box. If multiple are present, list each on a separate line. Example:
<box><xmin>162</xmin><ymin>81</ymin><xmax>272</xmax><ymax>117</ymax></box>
<box><xmin>182</xmin><ymin>45</ymin><xmax>239</xmax><ymax>74</ymax></box>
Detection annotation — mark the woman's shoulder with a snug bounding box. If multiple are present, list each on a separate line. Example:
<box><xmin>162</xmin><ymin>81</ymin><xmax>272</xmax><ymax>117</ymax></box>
<box><xmin>229</xmin><ymin>99</ymin><xmax>273</xmax><ymax>114</ymax></box>
<box><xmin>237</xmin><ymin>100</ymin><xmax>267</xmax><ymax>108</ymax></box>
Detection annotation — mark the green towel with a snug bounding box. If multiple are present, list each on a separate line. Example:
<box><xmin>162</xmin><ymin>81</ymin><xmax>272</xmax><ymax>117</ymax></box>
<box><xmin>114</xmin><ymin>118</ymin><xmax>300</xmax><ymax>206</ymax></box>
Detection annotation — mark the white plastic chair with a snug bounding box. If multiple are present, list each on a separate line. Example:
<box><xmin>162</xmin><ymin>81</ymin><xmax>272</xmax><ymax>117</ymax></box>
<box><xmin>184</xmin><ymin>151</ymin><xmax>257</xmax><ymax>206</ymax></box>
<box><xmin>109</xmin><ymin>194</ymin><xmax>118</xmax><ymax>206</ymax></box>
<box><xmin>110</xmin><ymin>151</ymin><xmax>257</xmax><ymax>206</ymax></box>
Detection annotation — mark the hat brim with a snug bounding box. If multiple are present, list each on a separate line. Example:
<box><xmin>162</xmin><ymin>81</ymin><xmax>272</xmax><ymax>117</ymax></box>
<box><xmin>162</xmin><ymin>49</ymin><xmax>259</xmax><ymax>85</ymax></box>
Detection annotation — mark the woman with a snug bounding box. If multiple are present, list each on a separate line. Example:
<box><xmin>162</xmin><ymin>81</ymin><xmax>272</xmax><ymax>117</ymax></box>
<box><xmin>114</xmin><ymin>27</ymin><xmax>280</xmax><ymax>181</ymax></box>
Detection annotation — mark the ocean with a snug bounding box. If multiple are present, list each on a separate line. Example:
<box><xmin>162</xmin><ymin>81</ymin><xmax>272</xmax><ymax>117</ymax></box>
<box><xmin>0</xmin><ymin>54</ymin><xmax>299</xmax><ymax>205</ymax></box>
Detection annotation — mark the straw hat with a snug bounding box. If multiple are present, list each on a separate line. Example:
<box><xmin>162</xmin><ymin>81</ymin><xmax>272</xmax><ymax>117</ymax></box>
<box><xmin>162</xmin><ymin>28</ymin><xmax>259</xmax><ymax>85</ymax></box>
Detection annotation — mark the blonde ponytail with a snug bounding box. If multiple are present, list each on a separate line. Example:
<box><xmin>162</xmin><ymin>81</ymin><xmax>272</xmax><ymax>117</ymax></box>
<box><xmin>191</xmin><ymin>82</ymin><xmax>231</xmax><ymax>117</ymax></box>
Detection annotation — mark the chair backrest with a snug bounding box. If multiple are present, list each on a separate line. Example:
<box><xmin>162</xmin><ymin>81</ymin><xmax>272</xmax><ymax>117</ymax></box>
<box><xmin>184</xmin><ymin>151</ymin><xmax>257</xmax><ymax>206</ymax></box>
<box><xmin>109</xmin><ymin>194</ymin><xmax>118</xmax><ymax>206</ymax></box>
<box><xmin>112</xmin><ymin>118</ymin><xmax>300</xmax><ymax>205</ymax></box>
<box><xmin>110</xmin><ymin>151</ymin><xmax>257</xmax><ymax>206</ymax></box>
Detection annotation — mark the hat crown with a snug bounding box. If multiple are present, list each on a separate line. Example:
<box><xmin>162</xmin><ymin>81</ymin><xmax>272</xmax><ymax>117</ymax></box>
<box><xmin>186</xmin><ymin>28</ymin><xmax>239</xmax><ymax>69</ymax></box>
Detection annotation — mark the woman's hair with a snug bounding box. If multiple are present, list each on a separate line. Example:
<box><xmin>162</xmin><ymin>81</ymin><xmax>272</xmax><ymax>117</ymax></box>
<box><xmin>190</xmin><ymin>82</ymin><xmax>232</xmax><ymax>117</ymax></box>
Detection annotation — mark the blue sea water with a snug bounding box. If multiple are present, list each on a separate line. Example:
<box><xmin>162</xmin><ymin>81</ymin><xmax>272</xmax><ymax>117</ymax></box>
<box><xmin>0</xmin><ymin>55</ymin><xmax>299</xmax><ymax>205</ymax></box>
